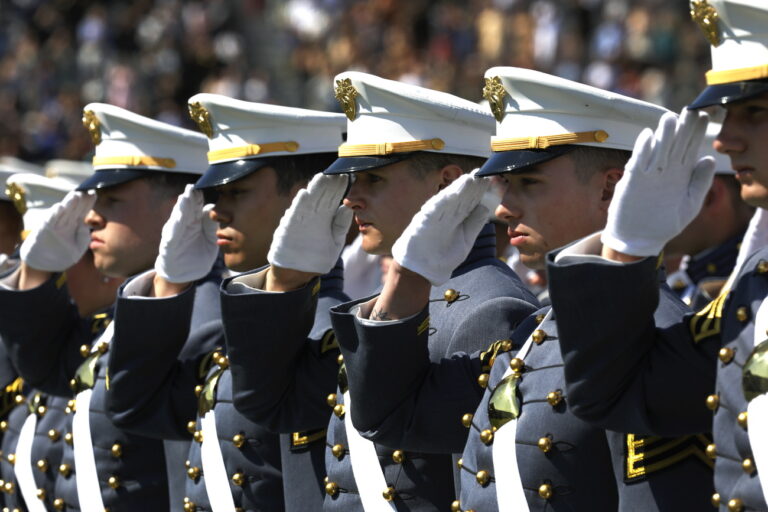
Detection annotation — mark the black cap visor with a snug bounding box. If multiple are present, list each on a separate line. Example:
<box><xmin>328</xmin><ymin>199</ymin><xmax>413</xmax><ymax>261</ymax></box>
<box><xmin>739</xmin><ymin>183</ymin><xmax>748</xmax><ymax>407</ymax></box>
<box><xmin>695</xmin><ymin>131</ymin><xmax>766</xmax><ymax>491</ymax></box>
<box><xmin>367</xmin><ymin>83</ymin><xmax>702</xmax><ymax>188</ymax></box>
<box><xmin>476</xmin><ymin>146</ymin><xmax>575</xmax><ymax>177</ymax></box>
<box><xmin>195</xmin><ymin>158</ymin><xmax>272</xmax><ymax>190</ymax></box>
<box><xmin>323</xmin><ymin>154</ymin><xmax>414</xmax><ymax>175</ymax></box>
<box><xmin>76</xmin><ymin>169</ymin><xmax>154</xmax><ymax>191</ymax></box>
<box><xmin>688</xmin><ymin>79</ymin><xmax>768</xmax><ymax>110</ymax></box>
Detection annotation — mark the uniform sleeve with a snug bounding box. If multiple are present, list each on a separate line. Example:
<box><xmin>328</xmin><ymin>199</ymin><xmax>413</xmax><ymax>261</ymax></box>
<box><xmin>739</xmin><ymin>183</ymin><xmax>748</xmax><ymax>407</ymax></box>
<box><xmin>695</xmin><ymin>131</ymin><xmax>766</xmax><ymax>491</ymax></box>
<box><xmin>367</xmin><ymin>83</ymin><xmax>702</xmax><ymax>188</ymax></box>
<box><xmin>0</xmin><ymin>271</ymin><xmax>91</xmax><ymax>396</ymax></box>
<box><xmin>547</xmin><ymin>253</ymin><xmax>720</xmax><ymax>436</ymax></box>
<box><xmin>106</xmin><ymin>273</ymin><xmax>224</xmax><ymax>439</ymax></box>
<box><xmin>332</xmin><ymin>296</ymin><xmax>539</xmax><ymax>453</ymax></box>
<box><xmin>224</xmin><ymin>270</ymin><xmax>344</xmax><ymax>433</ymax></box>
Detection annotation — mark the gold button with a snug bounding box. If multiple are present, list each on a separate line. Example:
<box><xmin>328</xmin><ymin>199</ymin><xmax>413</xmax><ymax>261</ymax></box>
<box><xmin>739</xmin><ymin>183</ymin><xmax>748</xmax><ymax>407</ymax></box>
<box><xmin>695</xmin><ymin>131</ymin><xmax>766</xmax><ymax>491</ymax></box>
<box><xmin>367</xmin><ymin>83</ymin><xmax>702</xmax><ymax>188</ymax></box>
<box><xmin>185</xmin><ymin>460</ymin><xmax>191</xmax><ymax>468</ymax></box>
<box><xmin>231</xmin><ymin>472</ymin><xmax>245</xmax><ymax>486</ymax></box>
<box><xmin>457</xmin><ymin>458</ymin><xmax>463</xmax><ymax>469</ymax></box>
<box><xmin>80</xmin><ymin>345</ymin><xmax>90</xmax><ymax>357</ymax></box>
<box><xmin>183</xmin><ymin>500</ymin><xmax>195</xmax><ymax>512</ymax></box>
<box><xmin>757</xmin><ymin>260</ymin><xmax>768</xmax><ymax>274</ymax></box>
<box><xmin>326</xmin><ymin>393</ymin><xmax>337</xmax><ymax>407</ymax></box>
<box><xmin>325</xmin><ymin>481</ymin><xmax>339</xmax><ymax>496</ymax></box>
<box><xmin>111</xmin><ymin>443</ymin><xmax>122</xmax><ymax>458</ymax></box>
<box><xmin>4</xmin><ymin>481</ymin><xmax>14</xmax><ymax>493</ymax></box>
<box><xmin>107</xmin><ymin>476</ymin><xmax>119</xmax><ymax>489</ymax></box>
<box><xmin>37</xmin><ymin>406</ymin><xmax>46</xmax><ymax>416</ymax></box>
<box><xmin>48</xmin><ymin>429</ymin><xmax>60</xmax><ymax>442</ymax></box>
<box><xmin>500</xmin><ymin>340</ymin><xmax>513</xmax><ymax>352</ymax></box>
<box><xmin>706</xmin><ymin>443</ymin><xmax>717</xmax><ymax>459</ymax></box>
<box><xmin>736</xmin><ymin>307</ymin><xmax>749</xmax><ymax>322</ymax></box>
<box><xmin>337</xmin><ymin>354</ymin><xmax>344</xmax><ymax>365</ymax></box>
<box><xmin>0</xmin><ymin>421</ymin><xmax>7</xmax><ymax>432</ymax></box>
<box><xmin>476</xmin><ymin>470</ymin><xmax>490</xmax><ymax>486</ymax></box>
<box><xmin>538</xmin><ymin>437</ymin><xmax>552</xmax><ymax>453</ymax></box>
<box><xmin>719</xmin><ymin>347</ymin><xmax>735</xmax><ymax>364</ymax></box>
<box><xmin>477</xmin><ymin>373</ymin><xmax>489</xmax><ymax>389</ymax></box>
<box><xmin>64</xmin><ymin>433</ymin><xmax>73</xmax><ymax>445</ymax></box>
<box><xmin>36</xmin><ymin>459</ymin><xmax>48</xmax><ymax>472</ymax></box>
<box><xmin>66</xmin><ymin>399</ymin><xmax>76</xmax><ymax>412</ymax></box>
<box><xmin>53</xmin><ymin>498</ymin><xmax>65</xmax><ymax>510</ymax></box>
<box><xmin>535</xmin><ymin>314</ymin><xmax>545</xmax><ymax>323</ymax></box>
<box><xmin>7</xmin><ymin>454</ymin><xmax>15</xmax><ymax>465</ymax></box>
<box><xmin>69</xmin><ymin>379</ymin><xmax>78</xmax><ymax>391</ymax></box>
<box><xmin>711</xmin><ymin>493</ymin><xmax>720</xmax><ymax>507</ymax></box>
<box><xmin>538</xmin><ymin>483</ymin><xmax>553</xmax><ymax>500</ymax></box>
<box><xmin>742</xmin><ymin>458</ymin><xmax>755</xmax><ymax>474</ymax></box>
<box><xmin>97</xmin><ymin>341</ymin><xmax>109</xmax><ymax>354</ymax></box>
<box><xmin>546</xmin><ymin>391</ymin><xmax>563</xmax><ymax>407</ymax></box>
<box><xmin>186</xmin><ymin>421</ymin><xmax>196</xmax><ymax>434</ymax></box>
<box><xmin>461</xmin><ymin>413</ymin><xmax>473</xmax><ymax>428</ymax></box>
<box><xmin>58</xmin><ymin>464</ymin><xmax>71</xmax><ymax>477</ymax></box>
<box><xmin>216</xmin><ymin>355</ymin><xmax>229</xmax><ymax>370</ymax></box>
<box><xmin>444</xmin><ymin>289</ymin><xmax>459</xmax><ymax>303</ymax></box>
<box><xmin>532</xmin><ymin>330</ymin><xmax>546</xmax><ymax>344</ymax></box>
<box><xmin>333</xmin><ymin>404</ymin><xmax>345</xmax><ymax>418</ymax></box>
<box><xmin>451</xmin><ymin>501</ymin><xmax>461</xmax><ymax>512</ymax></box>
<box><xmin>13</xmin><ymin>395</ymin><xmax>23</xmax><ymax>405</ymax></box>
<box><xmin>480</xmin><ymin>429</ymin><xmax>494</xmax><ymax>445</ymax></box>
<box><xmin>509</xmin><ymin>358</ymin><xmax>524</xmax><ymax>372</ymax></box>
<box><xmin>706</xmin><ymin>394</ymin><xmax>719</xmax><ymax>411</ymax></box>
<box><xmin>187</xmin><ymin>467</ymin><xmax>201</xmax><ymax>480</ymax></box>
<box><xmin>738</xmin><ymin>411</ymin><xmax>748</xmax><ymax>429</ymax></box>
<box><xmin>193</xmin><ymin>431</ymin><xmax>203</xmax><ymax>443</ymax></box>
<box><xmin>728</xmin><ymin>498</ymin><xmax>744</xmax><ymax>512</ymax></box>
<box><xmin>331</xmin><ymin>444</ymin><xmax>345</xmax><ymax>459</ymax></box>
<box><xmin>392</xmin><ymin>450</ymin><xmax>405</xmax><ymax>464</ymax></box>
<box><xmin>194</xmin><ymin>385</ymin><xmax>203</xmax><ymax>397</ymax></box>
<box><xmin>231</xmin><ymin>433</ymin><xmax>245</xmax><ymax>449</ymax></box>
<box><xmin>36</xmin><ymin>488</ymin><xmax>46</xmax><ymax>500</ymax></box>
<box><xmin>382</xmin><ymin>486</ymin><xmax>396</xmax><ymax>501</ymax></box>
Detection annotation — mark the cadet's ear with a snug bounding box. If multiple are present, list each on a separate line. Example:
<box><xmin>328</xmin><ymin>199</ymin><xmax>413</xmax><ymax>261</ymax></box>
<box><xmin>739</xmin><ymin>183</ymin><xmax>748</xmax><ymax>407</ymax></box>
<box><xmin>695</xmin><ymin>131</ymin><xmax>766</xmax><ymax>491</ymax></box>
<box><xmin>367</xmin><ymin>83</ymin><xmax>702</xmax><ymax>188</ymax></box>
<box><xmin>600</xmin><ymin>167</ymin><xmax>623</xmax><ymax>204</ymax></box>
<box><xmin>437</xmin><ymin>164</ymin><xmax>463</xmax><ymax>191</ymax></box>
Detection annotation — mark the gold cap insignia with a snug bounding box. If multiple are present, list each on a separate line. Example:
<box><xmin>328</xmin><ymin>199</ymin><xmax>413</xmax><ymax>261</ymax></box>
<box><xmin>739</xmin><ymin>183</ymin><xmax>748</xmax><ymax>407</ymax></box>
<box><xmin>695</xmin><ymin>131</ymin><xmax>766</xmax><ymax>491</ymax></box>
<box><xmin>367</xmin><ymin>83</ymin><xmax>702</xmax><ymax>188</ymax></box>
<box><xmin>5</xmin><ymin>183</ymin><xmax>26</xmax><ymax>215</ymax></box>
<box><xmin>482</xmin><ymin>76</ymin><xmax>507</xmax><ymax>123</ymax></box>
<box><xmin>334</xmin><ymin>78</ymin><xmax>359</xmax><ymax>121</ymax></box>
<box><xmin>82</xmin><ymin>110</ymin><xmax>101</xmax><ymax>146</ymax></box>
<box><xmin>188</xmin><ymin>102</ymin><xmax>214</xmax><ymax>138</ymax></box>
<box><xmin>691</xmin><ymin>0</ymin><xmax>722</xmax><ymax>47</ymax></box>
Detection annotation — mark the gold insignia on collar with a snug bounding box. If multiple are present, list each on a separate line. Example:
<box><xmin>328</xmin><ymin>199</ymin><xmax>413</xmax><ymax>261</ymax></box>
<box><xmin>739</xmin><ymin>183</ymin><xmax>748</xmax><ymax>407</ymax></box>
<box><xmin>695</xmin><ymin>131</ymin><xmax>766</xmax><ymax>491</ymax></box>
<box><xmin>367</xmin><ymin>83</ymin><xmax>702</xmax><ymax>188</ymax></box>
<box><xmin>482</xmin><ymin>76</ymin><xmax>507</xmax><ymax>123</ymax></box>
<box><xmin>691</xmin><ymin>0</ymin><xmax>722</xmax><ymax>47</ymax></box>
<box><xmin>5</xmin><ymin>182</ymin><xmax>26</xmax><ymax>215</ymax></box>
<box><xmin>82</xmin><ymin>110</ymin><xmax>102</xmax><ymax>146</ymax></box>
<box><xmin>188</xmin><ymin>102</ymin><xmax>214</xmax><ymax>138</ymax></box>
<box><xmin>334</xmin><ymin>78</ymin><xmax>359</xmax><ymax>121</ymax></box>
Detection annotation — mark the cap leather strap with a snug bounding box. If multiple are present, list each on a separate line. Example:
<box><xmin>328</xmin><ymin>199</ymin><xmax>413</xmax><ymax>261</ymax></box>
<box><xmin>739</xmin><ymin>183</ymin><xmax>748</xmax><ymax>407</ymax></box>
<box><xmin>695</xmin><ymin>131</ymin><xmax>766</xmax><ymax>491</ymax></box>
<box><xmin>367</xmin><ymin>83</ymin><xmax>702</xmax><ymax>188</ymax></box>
<box><xmin>92</xmin><ymin>156</ymin><xmax>176</xmax><ymax>168</ymax></box>
<box><xmin>338</xmin><ymin>138</ymin><xmax>445</xmax><ymax>157</ymax></box>
<box><xmin>491</xmin><ymin>130</ymin><xmax>609</xmax><ymax>152</ymax></box>
<box><xmin>207</xmin><ymin>141</ymin><xmax>300</xmax><ymax>163</ymax></box>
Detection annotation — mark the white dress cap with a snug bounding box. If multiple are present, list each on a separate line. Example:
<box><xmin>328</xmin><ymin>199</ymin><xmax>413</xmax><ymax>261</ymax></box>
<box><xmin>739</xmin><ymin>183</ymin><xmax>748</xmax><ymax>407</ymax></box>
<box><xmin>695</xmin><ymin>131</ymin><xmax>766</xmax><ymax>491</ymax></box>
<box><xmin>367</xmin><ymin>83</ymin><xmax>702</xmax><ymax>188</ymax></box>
<box><xmin>5</xmin><ymin>173</ymin><xmax>76</xmax><ymax>234</ymax></box>
<box><xmin>44</xmin><ymin>159</ymin><xmax>93</xmax><ymax>185</ymax></box>
<box><xmin>0</xmin><ymin>158</ymin><xmax>45</xmax><ymax>204</ymax></box>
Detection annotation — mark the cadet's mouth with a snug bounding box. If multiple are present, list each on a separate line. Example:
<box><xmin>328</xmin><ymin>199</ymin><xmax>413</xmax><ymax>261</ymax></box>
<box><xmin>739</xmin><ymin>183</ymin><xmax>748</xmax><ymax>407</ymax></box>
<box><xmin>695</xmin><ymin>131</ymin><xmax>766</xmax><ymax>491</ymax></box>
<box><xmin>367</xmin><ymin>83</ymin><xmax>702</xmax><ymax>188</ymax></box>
<box><xmin>508</xmin><ymin>228</ymin><xmax>528</xmax><ymax>246</ymax></box>
<box><xmin>216</xmin><ymin>233</ymin><xmax>234</xmax><ymax>247</ymax></box>
<box><xmin>89</xmin><ymin>236</ymin><xmax>105</xmax><ymax>250</ymax></box>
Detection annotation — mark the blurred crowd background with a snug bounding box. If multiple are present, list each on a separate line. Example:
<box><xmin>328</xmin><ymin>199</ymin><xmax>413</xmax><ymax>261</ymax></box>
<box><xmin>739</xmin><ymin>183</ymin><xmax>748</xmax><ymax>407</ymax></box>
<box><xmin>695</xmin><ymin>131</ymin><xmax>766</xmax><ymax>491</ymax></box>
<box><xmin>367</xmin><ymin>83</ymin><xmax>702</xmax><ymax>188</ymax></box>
<box><xmin>0</xmin><ymin>0</ymin><xmax>711</xmax><ymax>163</ymax></box>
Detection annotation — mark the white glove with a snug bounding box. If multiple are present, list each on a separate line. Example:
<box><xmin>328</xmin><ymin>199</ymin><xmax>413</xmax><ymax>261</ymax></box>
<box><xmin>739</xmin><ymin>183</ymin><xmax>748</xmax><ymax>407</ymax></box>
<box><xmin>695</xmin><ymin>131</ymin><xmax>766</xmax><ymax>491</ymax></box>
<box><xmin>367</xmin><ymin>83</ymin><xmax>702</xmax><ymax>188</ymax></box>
<box><xmin>392</xmin><ymin>169</ymin><xmax>504</xmax><ymax>286</ymax></box>
<box><xmin>21</xmin><ymin>190</ymin><xmax>95</xmax><ymax>272</ymax></box>
<box><xmin>155</xmin><ymin>184</ymin><xmax>219</xmax><ymax>283</ymax></box>
<box><xmin>268</xmin><ymin>173</ymin><xmax>353</xmax><ymax>274</ymax></box>
<box><xmin>601</xmin><ymin>108</ymin><xmax>716</xmax><ymax>257</ymax></box>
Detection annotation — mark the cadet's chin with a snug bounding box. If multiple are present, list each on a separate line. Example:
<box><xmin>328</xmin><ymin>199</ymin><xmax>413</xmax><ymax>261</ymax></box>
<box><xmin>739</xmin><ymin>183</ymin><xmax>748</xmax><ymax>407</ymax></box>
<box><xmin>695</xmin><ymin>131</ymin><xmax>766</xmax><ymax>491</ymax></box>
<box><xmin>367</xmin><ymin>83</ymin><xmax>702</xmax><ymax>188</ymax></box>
<box><xmin>739</xmin><ymin>181</ymin><xmax>768</xmax><ymax>209</ymax></box>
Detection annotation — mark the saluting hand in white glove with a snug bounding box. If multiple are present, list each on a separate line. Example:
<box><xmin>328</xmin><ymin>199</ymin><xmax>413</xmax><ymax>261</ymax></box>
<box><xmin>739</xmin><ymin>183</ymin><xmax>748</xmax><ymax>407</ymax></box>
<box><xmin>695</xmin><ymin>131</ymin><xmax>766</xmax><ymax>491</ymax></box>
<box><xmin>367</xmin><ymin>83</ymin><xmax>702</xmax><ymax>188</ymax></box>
<box><xmin>601</xmin><ymin>108</ymin><xmax>716</xmax><ymax>258</ymax></box>
<box><xmin>155</xmin><ymin>184</ymin><xmax>218</xmax><ymax>283</ymax></box>
<box><xmin>21</xmin><ymin>190</ymin><xmax>95</xmax><ymax>272</ymax></box>
<box><xmin>268</xmin><ymin>173</ymin><xmax>353</xmax><ymax>275</ymax></box>
<box><xmin>392</xmin><ymin>169</ymin><xmax>504</xmax><ymax>286</ymax></box>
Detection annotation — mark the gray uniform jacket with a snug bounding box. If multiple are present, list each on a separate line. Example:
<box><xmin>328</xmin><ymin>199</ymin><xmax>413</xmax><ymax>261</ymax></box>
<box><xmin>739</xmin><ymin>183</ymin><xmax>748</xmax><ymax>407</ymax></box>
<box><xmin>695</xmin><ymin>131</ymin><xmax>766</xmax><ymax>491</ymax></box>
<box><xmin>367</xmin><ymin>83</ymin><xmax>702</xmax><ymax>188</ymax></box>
<box><xmin>221</xmin><ymin>261</ymin><xmax>347</xmax><ymax>512</ymax></box>
<box><xmin>323</xmin><ymin>224</ymin><xmax>538</xmax><ymax>510</ymax></box>
<box><xmin>547</xmin><ymin>245</ymin><xmax>768</xmax><ymax>511</ymax></box>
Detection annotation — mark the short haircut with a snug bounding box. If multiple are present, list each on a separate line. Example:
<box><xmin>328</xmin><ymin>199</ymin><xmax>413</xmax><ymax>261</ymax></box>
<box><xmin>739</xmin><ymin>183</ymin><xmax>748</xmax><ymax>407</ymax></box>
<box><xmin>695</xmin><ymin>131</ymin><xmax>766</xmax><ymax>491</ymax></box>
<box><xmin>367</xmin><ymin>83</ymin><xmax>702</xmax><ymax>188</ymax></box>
<box><xmin>567</xmin><ymin>146</ymin><xmax>631</xmax><ymax>183</ymax></box>
<box><xmin>407</xmin><ymin>152</ymin><xmax>488</xmax><ymax>179</ymax></box>
<box><xmin>144</xmin><ymin>172</ymin><xmax>200</xmax><ymax>200</ymax></box>
<box><xmin>270</xmin><ymin>153</ymin><xmax>339</xmax><ymax>195</ymax></box>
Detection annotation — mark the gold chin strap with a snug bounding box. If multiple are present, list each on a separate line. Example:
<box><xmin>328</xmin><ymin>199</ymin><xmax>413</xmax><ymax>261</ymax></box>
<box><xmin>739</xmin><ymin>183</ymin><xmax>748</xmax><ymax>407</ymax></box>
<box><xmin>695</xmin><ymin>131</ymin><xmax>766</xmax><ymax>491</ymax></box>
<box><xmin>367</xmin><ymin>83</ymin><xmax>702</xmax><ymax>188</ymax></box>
<box><xmin>491</xmin><ymin>130</ymin><xmax>609</xmax><ymax>152</ymax></box>
<box><xmin>92</xmin><ymin>156</ymin><xmax>176</xmax><ymax>168</ymax></box>
<box><xmin>706</xmin><ymin>64</ymin><xmax>768</xmax><ymax>86</ymax></box>
<box><xmin>207</xmin><ymin>141</ymin><xmax>300</xmax><ymax>163</ymax></box>
<box><xmin>338</xmin><ymin>138</ymin><xmax>445</xmax><ymax>157</ymax></box>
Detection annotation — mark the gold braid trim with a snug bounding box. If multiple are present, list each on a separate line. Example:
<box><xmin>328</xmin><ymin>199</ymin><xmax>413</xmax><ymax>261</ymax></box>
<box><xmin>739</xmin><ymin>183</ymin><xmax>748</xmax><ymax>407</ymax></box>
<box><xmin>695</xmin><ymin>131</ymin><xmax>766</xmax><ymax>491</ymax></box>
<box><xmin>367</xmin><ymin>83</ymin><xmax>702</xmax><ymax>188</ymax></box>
<box><xmin>92</xmin><ymin>156</ymin><xmax>176</xmax><ymax>168</ymax></box>
<box><xmin>706</xmin><ymin>64</ymin><xmax>768</xmax><ymax>86</ymax></box>
<box><xmin>689</xmin><ymin>286</ymin><xmax>730</xmax><ymax>343</ymax></box>
<box><xmin>338</xmin><ymin>138</ymin><xmax>445</xmax><ymax>157</ymax></box>
<box><xmin>207</xmin><ymin>141</ymin><xmax>300</xmax><ymax>163</ymax></box>
<box><xmin>491</xmin><ymin>130</ymin><xmax>609</xmax><ymax>152</ymax></box>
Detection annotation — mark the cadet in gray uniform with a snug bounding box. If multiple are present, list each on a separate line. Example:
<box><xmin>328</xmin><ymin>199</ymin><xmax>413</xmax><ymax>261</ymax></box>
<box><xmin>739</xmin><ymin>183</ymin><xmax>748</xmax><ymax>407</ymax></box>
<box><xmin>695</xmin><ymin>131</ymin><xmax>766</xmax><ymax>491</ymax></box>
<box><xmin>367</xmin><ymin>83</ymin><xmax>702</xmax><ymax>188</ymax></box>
<box><xmin>0</xmin><ymin>103</ymin><xmax>211</xmax><ymax>511</ymax></box>
<box><xmin>547</xmin><ymin>2</ymin><xmax>768</xmax><ymax>510</ymax></box>
<box><xmin>106</xmin><ymin>94</ymin><xmax>347</xmax><ymax>512</ymax></box>
<box><xmin>331</xmin><ymin>68</ymin><xmax>716</xmax><ymax>512</ymax></box>
<box><xmin>222</xmin><ymin>71</ymin><xmax>538</xmax><ymax>511</ymax></box>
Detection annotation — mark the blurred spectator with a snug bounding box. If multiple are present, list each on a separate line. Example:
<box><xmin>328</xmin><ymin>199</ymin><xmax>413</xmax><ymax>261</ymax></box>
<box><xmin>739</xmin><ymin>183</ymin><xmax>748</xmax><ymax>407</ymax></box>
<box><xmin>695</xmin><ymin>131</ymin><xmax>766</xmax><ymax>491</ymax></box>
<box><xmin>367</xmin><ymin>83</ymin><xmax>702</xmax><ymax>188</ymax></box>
<box><xmin>0</xmin><ymin>0</ymin><xmax>710</xmax><ymax>163</ymax></box>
